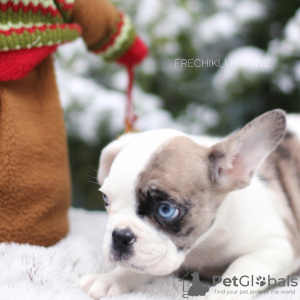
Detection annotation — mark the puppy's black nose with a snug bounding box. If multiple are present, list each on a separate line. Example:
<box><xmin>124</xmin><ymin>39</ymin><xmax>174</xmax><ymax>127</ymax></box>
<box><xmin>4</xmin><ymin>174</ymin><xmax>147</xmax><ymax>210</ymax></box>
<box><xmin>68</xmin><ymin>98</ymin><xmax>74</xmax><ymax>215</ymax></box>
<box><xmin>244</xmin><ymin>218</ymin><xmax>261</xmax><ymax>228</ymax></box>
<box><xmin>112</xmin><ymin>229</ymin><xmax>136</xmax><ymax>248</ymax></box>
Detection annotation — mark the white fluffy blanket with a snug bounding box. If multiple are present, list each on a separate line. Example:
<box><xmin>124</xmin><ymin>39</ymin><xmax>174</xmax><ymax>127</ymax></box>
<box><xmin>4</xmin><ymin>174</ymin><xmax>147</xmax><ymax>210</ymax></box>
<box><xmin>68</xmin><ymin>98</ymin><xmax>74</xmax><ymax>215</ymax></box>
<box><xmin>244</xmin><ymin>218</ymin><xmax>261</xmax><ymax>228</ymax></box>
<box><xmin>0</xmin><ymin>208</ymin><xmax>298</xmax><ymax>300</ymax></box>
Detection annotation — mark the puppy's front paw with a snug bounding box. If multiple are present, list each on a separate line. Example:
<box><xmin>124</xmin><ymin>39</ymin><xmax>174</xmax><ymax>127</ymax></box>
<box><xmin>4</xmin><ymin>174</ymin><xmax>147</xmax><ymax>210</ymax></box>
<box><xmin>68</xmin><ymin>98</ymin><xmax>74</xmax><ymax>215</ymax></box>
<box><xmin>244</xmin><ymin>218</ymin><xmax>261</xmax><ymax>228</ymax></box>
<box><xmin>77</xmin><ymin>273</ymin><xmax>131</xmax><ymax>299</ymax></box>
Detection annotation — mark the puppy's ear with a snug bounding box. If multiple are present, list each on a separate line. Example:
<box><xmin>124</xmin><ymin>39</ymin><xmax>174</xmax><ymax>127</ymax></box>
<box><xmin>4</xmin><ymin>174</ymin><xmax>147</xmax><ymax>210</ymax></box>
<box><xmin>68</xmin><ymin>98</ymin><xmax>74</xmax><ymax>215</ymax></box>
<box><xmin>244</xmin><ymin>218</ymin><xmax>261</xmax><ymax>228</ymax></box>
<box><xmin>208</xmin><ymin>109</ymin><xmax>286</xmax><ymax>191</ymax></box>
<box><xmin>98</xmin><ymin>133</ymin><xmax>140</xmax><ymax>185</ymax></box>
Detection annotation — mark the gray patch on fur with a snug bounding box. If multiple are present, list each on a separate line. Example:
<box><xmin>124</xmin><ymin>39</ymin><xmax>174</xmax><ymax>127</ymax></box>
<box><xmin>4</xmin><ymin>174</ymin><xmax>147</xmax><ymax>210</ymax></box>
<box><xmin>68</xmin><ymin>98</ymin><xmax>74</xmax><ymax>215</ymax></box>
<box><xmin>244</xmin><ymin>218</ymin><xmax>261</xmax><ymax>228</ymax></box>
<box><xmin>135</xmin><ymin>136</ymin><xmax>225</xmax><ymax>252</ymax></box>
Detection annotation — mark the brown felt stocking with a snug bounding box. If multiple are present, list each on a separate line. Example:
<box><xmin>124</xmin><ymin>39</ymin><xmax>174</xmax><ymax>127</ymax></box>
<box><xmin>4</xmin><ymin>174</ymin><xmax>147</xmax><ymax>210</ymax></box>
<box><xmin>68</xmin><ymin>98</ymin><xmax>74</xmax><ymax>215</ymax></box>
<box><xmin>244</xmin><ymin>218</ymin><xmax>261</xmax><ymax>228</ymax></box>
<box><xmin>0</xmin><ymin>56</ymin><xmax>71</xmax><ymax>246</ymax></box>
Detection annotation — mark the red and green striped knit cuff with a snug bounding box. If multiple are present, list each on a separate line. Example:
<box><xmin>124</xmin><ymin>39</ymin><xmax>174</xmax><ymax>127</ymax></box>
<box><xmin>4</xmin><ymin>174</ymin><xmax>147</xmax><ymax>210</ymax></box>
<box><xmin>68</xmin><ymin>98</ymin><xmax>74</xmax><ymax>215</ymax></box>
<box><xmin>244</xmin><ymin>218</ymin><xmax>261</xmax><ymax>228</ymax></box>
<box><xmin>0</xmin><ymin>0</ymin><xmax>81</xmax><ymax>52</ymax></box>
<box><xmin>0</xmin><ymin>23</ymin><xmax>81</xmax><ymax>51</ymax></box>
<box><xmin>91</xmin><ymin>12</ymin><xmax>148</xmax><ymax>66</ymax></box>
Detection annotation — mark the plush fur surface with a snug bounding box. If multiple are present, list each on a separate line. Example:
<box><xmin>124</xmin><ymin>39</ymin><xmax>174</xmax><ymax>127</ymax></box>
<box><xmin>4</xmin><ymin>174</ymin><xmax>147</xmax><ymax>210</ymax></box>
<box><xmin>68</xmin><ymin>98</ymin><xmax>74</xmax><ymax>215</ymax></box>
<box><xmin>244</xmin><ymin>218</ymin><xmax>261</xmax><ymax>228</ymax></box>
<box><xmin>0</xmin><ymin>208</ymin><xmax>298</xmax><ymax>300</ymax></box>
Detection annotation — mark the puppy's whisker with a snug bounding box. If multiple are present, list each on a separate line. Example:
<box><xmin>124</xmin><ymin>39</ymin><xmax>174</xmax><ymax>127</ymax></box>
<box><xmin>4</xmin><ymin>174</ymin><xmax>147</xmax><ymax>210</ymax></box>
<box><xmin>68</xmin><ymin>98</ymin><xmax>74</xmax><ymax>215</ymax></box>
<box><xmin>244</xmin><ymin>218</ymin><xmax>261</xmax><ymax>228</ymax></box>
<box><xmin>182</xmin><ymin>261</ymin><xmax>189</xmax><ymax>276</ymax></box>
<box><xmin>196</xmin><ymin>246</ymin><xmax>224</xmax><ymax>253</ymax></box>
<box><xmin>192</xmin><ymin>247</ymin><xmax>214</xmax><ymax>271</ymax></box>
<box><xmin>88</xmin><ymin>165</ymin><xmax>99</xmax><ymax>173</ymax></box>
<box><xmin>84</xmin><ymin>173</ymin><xmax>99</xmax><ymax>180</ymax></box>
<box><xmin>87</xmin><ymin>180</ymin><xmax>100</xmax><ymax>185</ymax></box>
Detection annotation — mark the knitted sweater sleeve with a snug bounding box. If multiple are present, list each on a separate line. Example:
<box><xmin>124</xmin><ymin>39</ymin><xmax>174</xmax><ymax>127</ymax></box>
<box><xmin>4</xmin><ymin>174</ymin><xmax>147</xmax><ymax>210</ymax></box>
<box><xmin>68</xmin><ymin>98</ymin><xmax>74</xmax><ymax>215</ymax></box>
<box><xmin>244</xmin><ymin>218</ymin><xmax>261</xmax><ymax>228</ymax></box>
<box><xmin>70</xmin><ymin>0</ymin><xmax>148</xmax><ymax>66</ymax></box>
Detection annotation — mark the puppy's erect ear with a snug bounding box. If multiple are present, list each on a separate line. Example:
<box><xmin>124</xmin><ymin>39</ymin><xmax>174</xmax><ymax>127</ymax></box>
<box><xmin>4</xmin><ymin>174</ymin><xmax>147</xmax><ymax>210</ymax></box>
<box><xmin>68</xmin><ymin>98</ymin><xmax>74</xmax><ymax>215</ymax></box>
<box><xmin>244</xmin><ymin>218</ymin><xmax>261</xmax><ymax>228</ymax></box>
<box><xmin>208</xmin><ymin>109</ymin><xmax>286</xmax><ymax>191</ymax></box>
<box><xmin>98</xmin><ymin>133</ymin><xmax>140</xmax><ymax>185</ymax></box>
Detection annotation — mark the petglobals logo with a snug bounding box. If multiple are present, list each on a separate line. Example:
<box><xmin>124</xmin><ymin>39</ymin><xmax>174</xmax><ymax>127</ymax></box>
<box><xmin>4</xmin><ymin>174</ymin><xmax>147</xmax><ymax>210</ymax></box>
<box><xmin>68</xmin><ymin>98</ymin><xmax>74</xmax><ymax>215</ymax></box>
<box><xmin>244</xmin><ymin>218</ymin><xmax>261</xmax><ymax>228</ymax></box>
<box><xmin>212</xmin><ymin>275</ymin><xmax>298</xmax><ymax>288</ymax></box>
<box><xmin>180</xmin><ymin>273</ymin><xmax>298</xmax><ymax>299</ymax></box>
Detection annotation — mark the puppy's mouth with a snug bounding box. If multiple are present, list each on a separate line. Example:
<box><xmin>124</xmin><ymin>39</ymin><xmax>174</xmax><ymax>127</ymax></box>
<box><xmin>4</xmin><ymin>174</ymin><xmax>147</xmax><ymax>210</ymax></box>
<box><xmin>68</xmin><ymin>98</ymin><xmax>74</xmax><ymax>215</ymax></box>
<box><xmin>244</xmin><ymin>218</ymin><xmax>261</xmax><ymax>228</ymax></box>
<box><xmin>110</xmin><ymin>251</ymin><xmax>167</xmax><ymax>273</ymax></box>
<box><xmin>119</xmin><ymin>261</ymin><xmax>145</xmax><ymax>272</ymax></box>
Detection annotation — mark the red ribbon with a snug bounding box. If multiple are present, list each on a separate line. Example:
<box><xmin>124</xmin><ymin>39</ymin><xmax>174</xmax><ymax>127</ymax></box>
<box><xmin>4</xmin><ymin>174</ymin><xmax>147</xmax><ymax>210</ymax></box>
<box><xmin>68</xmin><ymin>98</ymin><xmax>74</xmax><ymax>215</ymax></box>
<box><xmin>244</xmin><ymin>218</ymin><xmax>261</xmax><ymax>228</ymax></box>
<box><xmin>125</xmin><ymin>65</ymin><xmax>138</xmax><ymax>133</ymax></box>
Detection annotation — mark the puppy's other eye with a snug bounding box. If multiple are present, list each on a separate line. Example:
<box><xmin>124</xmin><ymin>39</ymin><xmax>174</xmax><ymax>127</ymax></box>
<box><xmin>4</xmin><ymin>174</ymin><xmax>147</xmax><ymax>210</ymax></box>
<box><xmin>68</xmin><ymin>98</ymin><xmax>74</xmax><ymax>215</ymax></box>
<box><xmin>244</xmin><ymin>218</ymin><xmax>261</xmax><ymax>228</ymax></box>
<box><xmin>102</xmin><ymin>193</ymin><xmax>109</xmax><ymax>206</ymax></box>
<box><xmin>158</xmin><ymin>204</ymin><xmax>179</xmax><ymax>220</ymax></box>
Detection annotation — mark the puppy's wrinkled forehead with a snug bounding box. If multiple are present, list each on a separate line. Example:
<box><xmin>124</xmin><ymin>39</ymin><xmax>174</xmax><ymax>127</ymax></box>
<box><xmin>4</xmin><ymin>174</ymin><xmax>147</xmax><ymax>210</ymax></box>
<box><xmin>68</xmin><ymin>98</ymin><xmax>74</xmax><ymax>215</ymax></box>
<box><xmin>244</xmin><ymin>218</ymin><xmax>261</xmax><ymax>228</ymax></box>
<box><xmin>106</xmin><ymin>130</ymin><xmax>210</xmax><ymax>199</ymax></box>
<box><xmin>105</xmin><ymin>130</ymin><xmax>185</xmax><ymax>199</ymax></box>
<box><xmin>136</xmin><ymin>136</ymin><xmax>210</xmax><ymax>195</ymax></box>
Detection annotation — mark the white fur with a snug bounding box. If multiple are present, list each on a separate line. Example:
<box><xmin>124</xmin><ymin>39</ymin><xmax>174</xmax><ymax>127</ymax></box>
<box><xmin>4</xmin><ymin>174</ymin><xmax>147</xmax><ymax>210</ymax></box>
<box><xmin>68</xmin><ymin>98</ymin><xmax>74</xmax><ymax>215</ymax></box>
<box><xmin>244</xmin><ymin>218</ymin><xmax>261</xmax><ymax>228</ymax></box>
<box><xmin>79</xmin><ymin>113</ymin><xmax>300</xmax><ymax>300</ymax></box>
<box><xmin>287</xmin><ymin>114</ymin><xmax>300</xmax><ymax>138</ymax></box>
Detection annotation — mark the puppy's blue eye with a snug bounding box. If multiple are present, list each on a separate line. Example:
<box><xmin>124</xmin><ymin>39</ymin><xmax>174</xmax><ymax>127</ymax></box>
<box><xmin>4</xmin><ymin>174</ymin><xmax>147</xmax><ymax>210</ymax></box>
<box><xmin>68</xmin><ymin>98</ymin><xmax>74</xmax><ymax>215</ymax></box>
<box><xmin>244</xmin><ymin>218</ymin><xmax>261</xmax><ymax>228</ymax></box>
<box><xmin>102</xmin><ymin>193</ymin><xmax>109</xmax><ymax>206</ymax></box>
<box><xmin>158</xmin><ymin>204</ymin><xmax>179</xmax><ymax>219</ymax></box>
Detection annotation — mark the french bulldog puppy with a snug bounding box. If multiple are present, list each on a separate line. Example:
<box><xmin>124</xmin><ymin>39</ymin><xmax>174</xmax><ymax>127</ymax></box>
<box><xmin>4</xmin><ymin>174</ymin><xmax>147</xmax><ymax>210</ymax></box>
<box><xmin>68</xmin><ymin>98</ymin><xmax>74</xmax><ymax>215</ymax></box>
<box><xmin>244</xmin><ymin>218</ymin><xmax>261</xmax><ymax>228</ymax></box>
<box><xmin>78</xmin><ymin>109</ymin><xmax>300</xmax><ymax>299</ymax></box>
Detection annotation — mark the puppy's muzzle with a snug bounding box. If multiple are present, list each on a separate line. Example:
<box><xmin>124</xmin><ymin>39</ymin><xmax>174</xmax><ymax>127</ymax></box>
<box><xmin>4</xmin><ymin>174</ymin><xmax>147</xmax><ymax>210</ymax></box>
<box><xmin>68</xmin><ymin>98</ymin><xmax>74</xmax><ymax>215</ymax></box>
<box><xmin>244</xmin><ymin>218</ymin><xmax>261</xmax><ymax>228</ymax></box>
<box><xmin>111</xmin><ymin>228</ymin><xmax>136</xmax><ymax>260</ymax></box>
